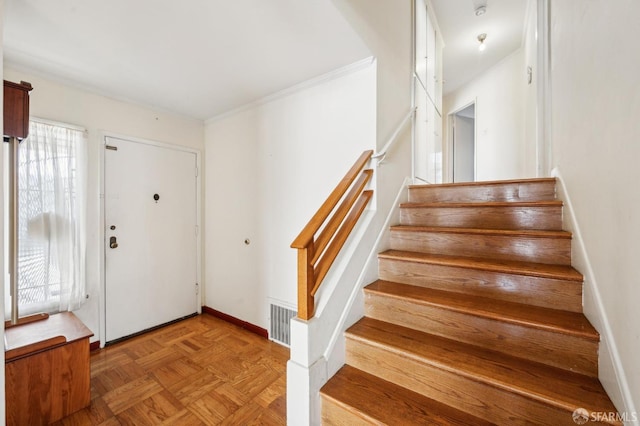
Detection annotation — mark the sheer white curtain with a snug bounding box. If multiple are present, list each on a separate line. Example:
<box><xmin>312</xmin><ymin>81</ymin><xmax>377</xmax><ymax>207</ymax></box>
<box><xmin>15</xmin><ymin>119</ymin><xmax>88</xmax><ymax>315</ymax></box>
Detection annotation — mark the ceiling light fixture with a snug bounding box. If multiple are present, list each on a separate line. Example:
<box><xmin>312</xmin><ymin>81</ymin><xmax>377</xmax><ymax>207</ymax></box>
<box><xmin>473</xmin><ymin>0</ymin><xmax>488</xmax><ymax>16</ymax></box>
<box><xmin>477</xmin><ymin>33</ymin><xmax>487</xmax><ymax>51</ymax></box>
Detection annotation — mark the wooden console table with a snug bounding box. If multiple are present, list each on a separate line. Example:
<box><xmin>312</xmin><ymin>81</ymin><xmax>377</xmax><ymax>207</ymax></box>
<box><xmin>5</xmin><ymin>312</ymin><xmax>93</xmax><ymax>425</ymax></box>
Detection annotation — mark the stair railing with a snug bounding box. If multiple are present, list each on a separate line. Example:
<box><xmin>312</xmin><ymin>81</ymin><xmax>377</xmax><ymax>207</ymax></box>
<box><xmin>291</xmin><ymin>150</ymin><xmax>374</xmax><ymax>320</ymax></box>
<box><xmin>371</xmin><ymin>107</ymin><xmax>416</xmax><ymax>164</ymax></box>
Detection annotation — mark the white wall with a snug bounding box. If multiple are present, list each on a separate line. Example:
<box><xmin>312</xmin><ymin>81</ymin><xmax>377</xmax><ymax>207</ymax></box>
<box><xmin>204</xmin><ymin>62</ymin><xmax>376</xmax><ymax>329</ymax></box>
<box><xmin>550</xmin><ymin>0</ymin><xmax>640</xmax><ymax>417</ymax></box>
<box><xmin>332</xmin><ymin>0</ymin><xmax>413</xmax><ymax>212</ymax></box>
<box><xmin>285</xmin><ymin>2</ymin><xmax>413</xmax><ymax>424</ymax></box>
<box><xmin>444</xmin><ymin>49</ymin><xmax>527</xmax><ymax>181</ymax></box>
<box><xmin>3</xmin><ymin>66</ymin><xmax>204</xmax><ymax>343</ymax></box>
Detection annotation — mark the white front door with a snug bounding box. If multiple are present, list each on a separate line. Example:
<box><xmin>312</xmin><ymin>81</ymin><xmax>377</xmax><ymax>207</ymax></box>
<box><xmin>104</xmin><ymin>136</ymin><xmax>198</xmax><ymax>342</ymax></box>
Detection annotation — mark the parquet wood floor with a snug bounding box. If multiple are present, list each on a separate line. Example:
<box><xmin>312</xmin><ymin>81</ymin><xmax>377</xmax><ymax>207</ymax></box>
<box><xmin>52</xmin><ymin>314</ymin><xmax>288</xmax><ymax>425</ymax></box>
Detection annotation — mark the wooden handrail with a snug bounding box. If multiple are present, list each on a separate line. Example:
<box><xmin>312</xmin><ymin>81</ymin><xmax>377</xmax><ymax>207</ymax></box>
<box><xmin>292</xmin><ymin>150</ymin><xmax>374</xmax><ymax>320</ymax></box>
<box><xmin>291</xmin><ymin>150</ymin><xmax>374</xmax><ymax>249</ymax></box>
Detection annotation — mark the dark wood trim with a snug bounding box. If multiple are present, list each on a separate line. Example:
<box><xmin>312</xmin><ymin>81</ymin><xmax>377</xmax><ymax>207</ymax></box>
<box><xmin>105</xmin><ymin>313</ymin><xmax>198</xmax><ymax>346</ymax></box>
<box><xmin>202</xmin><ymin>306</ymin><xmax>268</xmax><ymax>339</ymax></box>
<box><xmin>89</xmin><ymin>341</ymin><xmax>101</xmax><ymax>352</ymax></box>
<box><xmin>4</xmin><ymin>312</ymin><xmax>93</xmax><ymax>362</ymax></box>
<box><xmin>4</xmin><ymin>312</ymin><xmax>49</xmax><ymax>329</ymax></box>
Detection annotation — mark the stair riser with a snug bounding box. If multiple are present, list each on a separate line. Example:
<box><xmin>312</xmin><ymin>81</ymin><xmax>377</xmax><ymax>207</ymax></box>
<box><xmin>321</xmin><ymin>396</ymin><xmax>378</xmax><ymax>425</ymax></box>
<box><xmin>364</xmin><ymin>293</ymin><xmax>597</xmax><ymax>376</ymax></box>
<box><xmin>399</xmin><ymin>205</ymin><xmax>563</xmax><ymax>230</ymax></box>
<box><xmin>346</xmin><ymin>338</ymin><xmax>584</xmax><ymax>426</ymax></box>
<box><xmin>378</xmin><ymin>258</ymin><xmax>583</xmax><ymax>313</ymax></box>
<box><xmin>409</xmin><ymin>181</ymin><xmax>557</xmax><ymax>203</ymax></box>
<box><xmin>390</xmin><ymin>231</ymin><xmax>572</xmax><ymax>265</ymax></box>
<box><xmin>321</xmin><ymin>365</ymin><xmax>497</xmax><ymax>426</ymax></box>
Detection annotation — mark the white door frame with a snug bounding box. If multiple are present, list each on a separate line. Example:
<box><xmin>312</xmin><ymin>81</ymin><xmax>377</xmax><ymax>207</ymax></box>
<box><xmin>447</xmin><ymin>100</ymin><xmax>477</xmax><ymax>183</ymax></box>
<box><xmin>98</xmin><ymin>132</ymin><xmax>202</xmax><ymax>348</ymax></box>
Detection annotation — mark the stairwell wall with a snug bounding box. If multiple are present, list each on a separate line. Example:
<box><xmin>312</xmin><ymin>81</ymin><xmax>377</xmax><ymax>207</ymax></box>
<box><xmin>203</xmin><ymin>61</ymin><xmax>376</xmax><ymax>330</ymax></box>
<box><xmin>329</xmin><ymin>0</ymin><xmax>414</xmax><ymax>264</ymax></box>
<box><xmin>550</xmin><ymin>0</ymin><xmax>640</xmax><ymax>419</ymax></box>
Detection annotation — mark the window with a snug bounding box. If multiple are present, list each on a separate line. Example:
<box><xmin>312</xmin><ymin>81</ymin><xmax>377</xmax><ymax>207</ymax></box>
<box><xmin>5</xmin><ymin>119</ymin><xmax>88</xmax><ymax>317</ymax></box>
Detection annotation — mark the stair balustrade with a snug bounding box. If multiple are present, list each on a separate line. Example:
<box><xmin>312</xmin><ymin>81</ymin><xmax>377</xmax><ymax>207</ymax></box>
<box><xmin>291</xmin><ymin>150</ymin><xmax>374</xmax><ymax>320</ymax></box>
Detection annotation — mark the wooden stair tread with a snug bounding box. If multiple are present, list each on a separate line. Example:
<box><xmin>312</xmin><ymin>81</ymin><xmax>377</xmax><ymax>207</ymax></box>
<box><xmin>400</xmin><ymin>200</ymin><xmax>563</xmax><ymax>208</ymax></box>
<box><xmin>390</xmin><ymin>225</ymin><xmax>572</xmax><ymax>239</ymax></box>
<box><xmin>408</xmin><ymin>177</ymin><xmax>556</xmax><ymax>190</ymax></box>
<box><xmin>365</xmin><ymin>280</ymin><xmax>598</xmax><ymax>340</ymax></box>
<box><xmin>378</xmin><ymin>250</ymin><xmax>584</xmax><ymax>281</ymax></box>
<box><xmin>347</xmin><ymin>317</ymin><xmax>616</xmax><ymax>415</ymax></box>
<box><xmin>408</xmin><ymin>179</ymin><xmax>557</xmax><ymax>204</ymax></box>
<box><xmin>321</xmin><ymin>365</ymin><xmax>496</xmax><ymax>426</ymax></box>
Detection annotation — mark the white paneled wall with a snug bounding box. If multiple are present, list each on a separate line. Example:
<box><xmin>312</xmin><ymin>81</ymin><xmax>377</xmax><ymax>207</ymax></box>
<box><xmin>414</xmin><ymin>0</ymin><xmax>444</xmax><ymax>183</ymax></box>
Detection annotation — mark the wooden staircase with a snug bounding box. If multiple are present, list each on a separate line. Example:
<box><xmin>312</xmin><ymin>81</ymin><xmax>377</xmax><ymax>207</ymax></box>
<box><xmin>320</xmin><ymin>178</ymin><xmax>620</xmax><ymax>425</ymax></box>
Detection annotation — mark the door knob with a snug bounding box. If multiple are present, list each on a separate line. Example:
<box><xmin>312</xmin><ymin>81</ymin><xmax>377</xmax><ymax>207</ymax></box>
<box><xmin>109</xmin><ymin>236</ymin><xmax>118</xmax><ymax>249</ymax></box>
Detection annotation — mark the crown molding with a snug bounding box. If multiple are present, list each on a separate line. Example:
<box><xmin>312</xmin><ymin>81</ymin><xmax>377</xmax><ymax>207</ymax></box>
<box><xmin>205</xmin><ymin>56</ymin><xmax>375</xmax><ymax>125</ymax></box>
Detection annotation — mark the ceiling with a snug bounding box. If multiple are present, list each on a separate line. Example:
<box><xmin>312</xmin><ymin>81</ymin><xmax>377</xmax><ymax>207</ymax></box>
<box><xmin>430</xmin><ymin>0</ymin><xmax>528</xmax><ymax>95</ymax></box>
<box><xmin>3</xmin><ymin>0</ymin><xmax>371</xmax><ymax>120</ymax></box>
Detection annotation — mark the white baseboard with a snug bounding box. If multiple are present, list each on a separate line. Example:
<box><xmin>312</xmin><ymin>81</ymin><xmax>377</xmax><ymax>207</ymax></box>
<box><xmin>552</xmin><ymin>168</ymin><xmax>638</xmax><ymax>424</ymax></box>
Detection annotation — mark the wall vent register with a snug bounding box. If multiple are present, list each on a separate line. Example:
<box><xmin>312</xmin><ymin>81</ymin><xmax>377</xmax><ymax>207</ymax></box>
<box><xmin>270</xmin><ymin>303</ymin><xmax>296</xmax><ymax>346</ymax></box>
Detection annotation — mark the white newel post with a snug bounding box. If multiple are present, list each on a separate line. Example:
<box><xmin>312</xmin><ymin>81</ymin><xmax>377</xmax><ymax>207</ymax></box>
<box><xmin>287</xmin><ymin>317</ymin><xmax>328</xmax><ymax>426</ymax></box>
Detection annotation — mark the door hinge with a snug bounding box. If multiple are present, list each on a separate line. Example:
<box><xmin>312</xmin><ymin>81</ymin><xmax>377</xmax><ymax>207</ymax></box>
<box><xmin>195</xmin><ymin>283</ymin><xmax>199</xmax><ymax>295</ymax></box>
<box><xmin>105</xmin><ymin>145</ymin><xmax>118</xmax><ymax>151</ymax></box>
<box><xmin>195</xmin><ymin>225</ymin><xmax>199</xmax><ymax>236</ymax></box>
<box><xmin>195</xmin><ymin>166</ymin><xmax>198</xmax><ymax>177</ymax></box>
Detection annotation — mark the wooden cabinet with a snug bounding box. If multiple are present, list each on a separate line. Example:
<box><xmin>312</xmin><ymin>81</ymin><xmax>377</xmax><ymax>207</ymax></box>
<box><xmin>3</xmin><ymin>80</ymin><xmax>32</xmax><ymax>141</ymax></box>
<box><xmin>5</xmin><ymin>313</ymin><xmax>93</xmax><ymax>425</ymax></box>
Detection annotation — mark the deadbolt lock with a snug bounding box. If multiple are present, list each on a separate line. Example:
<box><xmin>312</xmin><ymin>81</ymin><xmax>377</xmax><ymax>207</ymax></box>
<box><xmin>109</xmin><ymin>236</ymin><xmax>118</xmax><ymax>249</ymax></box>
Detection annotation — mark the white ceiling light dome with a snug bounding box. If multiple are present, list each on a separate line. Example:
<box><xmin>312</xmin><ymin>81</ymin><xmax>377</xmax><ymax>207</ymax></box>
<box><xmin>473</xmin><ymin>0</ymin><xmax>488</xmax><ymax>16</ymax></box>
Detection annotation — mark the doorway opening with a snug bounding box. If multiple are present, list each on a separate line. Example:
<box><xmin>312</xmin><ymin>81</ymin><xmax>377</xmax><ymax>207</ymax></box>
<box><xmin>431</xmin><ymin>0</ymin><xmax>548</xmax><ymax>181</ymax></box>
<box><xmin>449</xmin><ymin>102</ymin><xmax>476</xmax><ymax>183</ymax></box>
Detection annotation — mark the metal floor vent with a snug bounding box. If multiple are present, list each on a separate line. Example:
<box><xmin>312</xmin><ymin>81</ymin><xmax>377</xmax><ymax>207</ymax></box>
<box><xmin>270</xmin><ymin>304</ymin><xmax>296</xmax><ymax>346</ymax></box>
